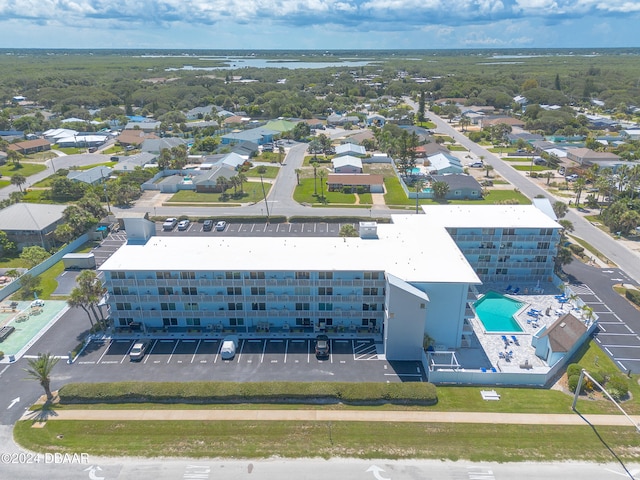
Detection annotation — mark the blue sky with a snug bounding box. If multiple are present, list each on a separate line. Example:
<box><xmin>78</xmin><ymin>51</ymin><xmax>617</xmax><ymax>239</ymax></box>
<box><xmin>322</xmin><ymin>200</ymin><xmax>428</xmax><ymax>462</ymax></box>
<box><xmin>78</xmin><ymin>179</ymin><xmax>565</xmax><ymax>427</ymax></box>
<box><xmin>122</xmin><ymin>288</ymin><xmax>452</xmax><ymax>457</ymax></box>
<box><xmin>0</xmin><ymin>0</ymin><xmax>638</xmax><ymax>49</ymax></box>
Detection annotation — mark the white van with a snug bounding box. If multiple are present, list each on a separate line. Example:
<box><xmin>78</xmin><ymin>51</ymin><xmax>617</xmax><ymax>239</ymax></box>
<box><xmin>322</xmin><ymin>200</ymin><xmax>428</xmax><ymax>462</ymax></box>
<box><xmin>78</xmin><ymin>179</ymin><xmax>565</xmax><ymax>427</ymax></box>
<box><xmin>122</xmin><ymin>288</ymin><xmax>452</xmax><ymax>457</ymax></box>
<box><xmin>220</xmin><ymin>335</ymin><xmax>238</xmax><ymax>360</ymax></box>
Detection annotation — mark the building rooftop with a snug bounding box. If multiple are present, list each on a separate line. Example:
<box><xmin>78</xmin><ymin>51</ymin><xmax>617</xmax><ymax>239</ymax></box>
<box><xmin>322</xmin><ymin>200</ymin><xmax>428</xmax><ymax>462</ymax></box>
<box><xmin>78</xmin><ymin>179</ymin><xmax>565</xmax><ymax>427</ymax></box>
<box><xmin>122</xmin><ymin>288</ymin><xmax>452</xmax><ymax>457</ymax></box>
<box><xmin>0</xmin><ymin>203</ymin><xmax>66</xmax><ymax>231</ymax></box>
<box><xmin>420</xmin><ymin>205</ymin><xmax>562</xmax><ymax>229</ymax></box>
<box><xmin>100</xmin><ymin>216</ymin><xmax>480</xmax><ymax>285</ymax></box>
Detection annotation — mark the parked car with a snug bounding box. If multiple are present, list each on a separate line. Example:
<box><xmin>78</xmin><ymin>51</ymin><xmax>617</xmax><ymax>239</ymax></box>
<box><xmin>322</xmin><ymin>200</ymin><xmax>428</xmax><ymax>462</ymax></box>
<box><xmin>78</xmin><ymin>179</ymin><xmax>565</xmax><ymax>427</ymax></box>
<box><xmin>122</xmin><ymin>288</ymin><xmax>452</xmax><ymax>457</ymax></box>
<box><xmin>315</xmin><ymin>334</ymin><xmax>330</xmax><ymax>359</ymax></box>
<box><xmin>203</xmin><ymin>219</ymin><xmax>214</xmax><ymax>231</ymax></box>
<box><xmin>177</xmin><ymin>219</ymin><xmax>190</xmax><ymax>231</ymax></box>
<box><xmin>31</xmin><ymin>299</ymin><xmax>45</xmax><ymax>308</ymax></box>
<box><xmin>215</xmin><ymin>220</ymin><xmax>227</xmax><ymax>231</ymax></box>
<box><xmin>566</xmin><ymin>174</ymin><xmax>579</xmax><ymax>182</ymax></box>
<box><xmin>469</xmin><ymin>161</ymin><xmax>484</xmax><ymax>168</ymax></box>
<box><xmin>129</xmin><ymin>340</ymin><xmax>151</xmax><ymax>361</ymax></box>
<box><xmin>220</xmin><ymin>335</ymin><xmax>238</xmax><ymax>360</ymax></box>
<box><xmin>162</xmin><ymin>218</ymin><xmax>178</xmax><ymax>231</ymax></box>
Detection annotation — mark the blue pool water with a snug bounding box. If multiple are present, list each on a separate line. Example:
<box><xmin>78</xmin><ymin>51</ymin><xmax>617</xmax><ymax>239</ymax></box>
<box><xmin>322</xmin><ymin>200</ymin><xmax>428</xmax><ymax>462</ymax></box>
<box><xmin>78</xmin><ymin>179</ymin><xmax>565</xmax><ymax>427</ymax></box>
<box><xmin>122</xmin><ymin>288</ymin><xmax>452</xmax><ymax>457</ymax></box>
<box><xmin>474</xmin><ymin>291</ymin><xmax>524</xmax><ymax>333</ymax></box>
<box><xmin>410</xmin><ymin>167</ymin><xmax>421</xmax><ymax>174</ymax></box>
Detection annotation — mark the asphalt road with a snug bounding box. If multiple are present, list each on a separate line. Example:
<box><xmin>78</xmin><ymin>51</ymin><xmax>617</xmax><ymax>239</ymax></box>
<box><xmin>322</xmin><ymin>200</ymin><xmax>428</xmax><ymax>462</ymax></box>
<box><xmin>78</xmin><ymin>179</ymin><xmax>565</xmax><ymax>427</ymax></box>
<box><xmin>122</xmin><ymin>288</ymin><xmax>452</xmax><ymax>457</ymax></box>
<box><xmin>404</xmin><ymin>97</ymin><xmax>640</xmax><ymax>284</ymax></box>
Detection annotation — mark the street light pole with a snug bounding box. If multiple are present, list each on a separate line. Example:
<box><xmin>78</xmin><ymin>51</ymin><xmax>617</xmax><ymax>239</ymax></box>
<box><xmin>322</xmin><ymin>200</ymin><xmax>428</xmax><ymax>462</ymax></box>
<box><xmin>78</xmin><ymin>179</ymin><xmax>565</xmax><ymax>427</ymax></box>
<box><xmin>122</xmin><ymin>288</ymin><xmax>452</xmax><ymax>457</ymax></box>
<box><xmin>260</xmin><ymin>174</ymin><xmax>270</xmax><ymax>223</ymax></box>
<box><xmin>101</xmin><ymin>170</ymin><xmax>111</xmax><ymax>213</ymax></box>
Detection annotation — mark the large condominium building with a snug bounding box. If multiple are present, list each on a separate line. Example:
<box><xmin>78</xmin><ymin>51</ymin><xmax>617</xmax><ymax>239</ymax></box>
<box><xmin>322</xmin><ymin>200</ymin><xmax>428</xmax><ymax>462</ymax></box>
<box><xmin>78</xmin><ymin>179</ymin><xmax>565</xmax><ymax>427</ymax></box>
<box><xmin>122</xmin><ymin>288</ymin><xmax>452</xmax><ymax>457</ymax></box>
<box><xmin>100</xmin><ymin>205</ymin><xmax>562</xmax><ymax>362</ymax></box>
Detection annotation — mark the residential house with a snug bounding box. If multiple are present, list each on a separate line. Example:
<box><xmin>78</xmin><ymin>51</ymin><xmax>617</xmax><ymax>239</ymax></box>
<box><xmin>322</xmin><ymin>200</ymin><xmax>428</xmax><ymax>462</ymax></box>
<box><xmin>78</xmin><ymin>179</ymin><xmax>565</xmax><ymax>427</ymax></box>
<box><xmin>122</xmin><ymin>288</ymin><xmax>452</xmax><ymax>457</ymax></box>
<box><xmin>326</xmin><ymin>113</ymin><xmax>360</xmax><ymax>126</ymax></box>
<box><xmin>220</xmin><ymin>152</ymin><xmax>247</xmax><ymax>170</ymax></box>
<box><xmin>566</xmin><ymin>148</ymin><xmax>620</xmax><ymax>167</ymax></box>
<box><xmin>480</xmin><ymin>117</ymin><xmax>526</xmax><ymax>129</ymax></box>
<box><xmin>112</xmin><ymin>152</ymin><xmax>158</xmax><ymax>172</ymax></box>
<box><xmin>0</xmin><ymin>203</ymin><xmax>66</xmax><ymax>250</ymax></box>
<box><xmin>124</xmin><ymin>120</ymin><xmax>162</xmax><ymax>132</ymax></box>
<box><xmin>7</xmin><ymin>139</ymin><xmax>51</xmax><ymax>155</ymax></box>
<box><xmin>430</xmin><ymin>175</ymin><xmax>482</xmax><ymax>200</ymax></box>
<box><xmin>67</xmin><ymin>166</ymin><xmax>112</xmax><ymax>185</ymax></box>
<box><xmin>426</xmin><ymin>152</ymin><xmax>463</xmax><ymax>175</ymax></box>
<box><xmin>332</xmin><ymin>155</ymin><xmax>363</xmax><ymax>174</ymax></box>
<box><xmin>366</xmin><ymin>114</ymin><xmax>386</xmax><ymax>127</ymax></box>
<box><xmin>185</xmin><ymin>105</ymin><xmax>216</xmax><ymax>120</ymax></box>
<box><xmin>221</xmin><ymin>127</ymin><xmax>278</xmax><ymax>146</ymax></box>
<box><xmin>532</xmin><ymin>313</ymin><xmax>589</xmax><ymax>366</ymax></box>
<box><xmin>335</xmin><ymin>143</ymin><xmax>366</xmax><ymax>158</ymax></box>
<box><xmin>117</xmin><ymin>129</ymin><xmax>154</xmax><ymax>148</ymax></box>
<box><xmin>141</xmin><ymin>137</ymin><xmax>187</xmax><ymax>154</ymax></box>
<box><xmin>327</xmin><ymin>173</ymin><xmax>384</xmax><ymax>193</ymax></box>
<box><xmin>193</xmin><ymin>164</ymin><xmax>238</xmax><ymax>193</ymax></box>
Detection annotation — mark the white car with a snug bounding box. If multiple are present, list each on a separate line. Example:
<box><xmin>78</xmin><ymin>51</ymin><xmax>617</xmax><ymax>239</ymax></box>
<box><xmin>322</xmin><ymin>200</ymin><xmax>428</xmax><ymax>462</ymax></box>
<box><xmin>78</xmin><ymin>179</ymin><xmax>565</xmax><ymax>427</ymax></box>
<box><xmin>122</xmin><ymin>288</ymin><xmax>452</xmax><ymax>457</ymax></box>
<box><xmin>31</xmin><ymin>299</ymin><xmax>45</xmax><ymax>308</ymax></box>
<box><xmin>215</xmin><ymin>220</ymin><xmax>227</xmax><ymax>231</ymax></box>
<box><xmin>162</xmin><ymin>218</ymin><xmax>178</xmax><ymax>231</ymax></box>
<box><xmin>468</xmin><ymin>161</ymin><xmax>484</xmax><ymax>168</ymax></box>
<box><xmin>220</xmin><ymin>335</ymin><xmax>238</xmax><ymax>360</ymax></box>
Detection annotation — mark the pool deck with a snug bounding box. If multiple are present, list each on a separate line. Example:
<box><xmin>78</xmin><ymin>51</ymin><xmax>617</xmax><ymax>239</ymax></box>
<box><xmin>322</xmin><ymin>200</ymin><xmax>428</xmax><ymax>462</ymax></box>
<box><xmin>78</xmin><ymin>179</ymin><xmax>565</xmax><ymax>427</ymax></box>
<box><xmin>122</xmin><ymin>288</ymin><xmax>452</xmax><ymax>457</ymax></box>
<box><xmin>451</xmin><ymin>282</ymin><xmax>596</xmax><ymax>374</ymax></box>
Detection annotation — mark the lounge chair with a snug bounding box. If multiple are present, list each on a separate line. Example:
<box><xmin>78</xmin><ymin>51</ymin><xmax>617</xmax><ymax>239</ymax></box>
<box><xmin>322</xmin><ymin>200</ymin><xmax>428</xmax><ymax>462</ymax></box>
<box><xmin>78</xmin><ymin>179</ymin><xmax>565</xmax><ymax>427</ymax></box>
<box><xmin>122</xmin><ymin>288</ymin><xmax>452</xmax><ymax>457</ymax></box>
<box><xmin>505</xmin><ymin>285</ymin><xmax>513</xmax><ymax>292</ymax></box>
<box><xmin>481</xmin><ymin>368</ymin><xmax>487</xmax><ymax>373</ymax></box>
<box><xmin>511</xmin><ymin>335</ymin><xmax>519</xmax><ymax>346</ymax></box>
<box><xmin>513</xmin><ymin>287</ymin><xmax>520</xmax><ymax>294</ymax></box>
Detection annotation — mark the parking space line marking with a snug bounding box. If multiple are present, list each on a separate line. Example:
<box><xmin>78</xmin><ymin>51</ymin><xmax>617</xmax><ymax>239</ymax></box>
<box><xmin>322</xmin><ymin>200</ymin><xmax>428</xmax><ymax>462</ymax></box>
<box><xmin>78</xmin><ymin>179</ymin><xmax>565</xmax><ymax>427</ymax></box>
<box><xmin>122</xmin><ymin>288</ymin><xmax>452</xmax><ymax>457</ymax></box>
<box><xmin>167</xmin><ymin>340</ymin><xmax>179</xmax><ymax>363</ymax></box>
<box><xmin>597</xmin><ymin>333</ymin><xmax>638</xmax><ymax>336</ymax></box>
<box><xmin>261</xmin><ymin>340</ymin><xmax>267</xmax><ymax>363</ymax></box>
<box><xmin>618</xmin><ymin>361</ymin><xmax>627</xmax><ymax>370</ymax></box>
<box><xmin>626</xmin><ymin>325</ymin><xmax>635</xmax><ymax>333</ymax></box>
<box><xmin>191</xmin><ymin>339</ymin><xmax>202</xmax><ymax>364</ymax></box>
<box><xmin>599</xmin><ymin>325</ymin><xmax>607</xmax><ymax>332</ymax></box>
<box><xmin>284</xmin><ymin>340</ymin><xmax>289</xmax><ymax>363</ymax></box>
<box><xmin>96</xmin><ymin>340</ymin><xmax>113</xmax><ymax>364</ymax></box>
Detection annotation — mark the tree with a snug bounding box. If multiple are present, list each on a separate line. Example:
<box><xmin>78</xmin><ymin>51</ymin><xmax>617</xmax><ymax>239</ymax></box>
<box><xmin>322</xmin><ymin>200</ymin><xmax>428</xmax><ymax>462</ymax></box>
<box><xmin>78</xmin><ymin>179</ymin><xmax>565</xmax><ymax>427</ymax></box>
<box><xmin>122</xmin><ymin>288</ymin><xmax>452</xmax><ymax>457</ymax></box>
<box><xmin>483</xmin><ymin>164</ymin><xmax>494</xmax><ymax>178</ymax></box>
<box><xmin>67</xmin><ymin>270</ymin><xmax>107</xmax><ymax>331</ymax></box>
<box><xmin>292</xmin><ymin>122</ymin><xmax>310</xmax><ymax>141</ymax></box>
<box><xmin>7</xmin><ymin>149</ymin><xmax>22</xmax><ymax>167</ymax></box>
<box><xmin>0</xmin><ymin>230</ymin><xmax>17</xmax><ymax>256</ymax></box>
<box><xmin>311</xmin><ymin>161</ymin><xmax>319</xmax><ymax>195</ymax></box>
<box><xmin>54</xmin><ymin>223</ymin><xmax>75</xmax><ymax>244</ymax></box>
<box><xmin>20</xmin><ymin>246</ymin><xmax>50</xmax><ymax>268</ymax></box>
<box><xmin>24</xmin><ymin>353</ymin><xmax>59</xmax><ymax>402</ymax></box>
<box><xmin>236</xmin><ymin>172</ymin><xmax>247</xmax><ymax>194</ymax></box>
<box><xmin>573</xmin><ymin>178</ymin><xmax>586</xmax><ymax>206</ymax></box>
<box><xmin>10</xmin><ymin>173</ymin><xmax>27</xmax><ymax>192</ymax></box>
<box><xmin>432</xmin><ymin>180</ymin><xmax>449</xmax><ymax>200</ymax></box>
<box><xmin>543</xmin><ymin>171</ymin><xmax>555</xmax><ymax>185</ymax></box>
<box><xmin>339</xmin><ymin>224</ymin><xmax>358</xmax><ymax>237</ymax></box>
<box><xmin>16</xmin><ymin>273</ymin><xmax>42</xmax><ymax>300</ymax></box>
<box><xmin>552</xmin><ymin>201</ymin><xmax>568</xmax><ymax>219</ymax></box>
<box><xmin>294</xmin><ymin>168</ymin><xmax>302</xmax><ymax>186</ymax></box>
<box><xmin>318</xmin><ymin>168</ymin><xmax>327</xmax><ymax>202</ymax></box>
<box><xmin>554</xmin><ymin>246</ymin><xmax>574</xmax><ymax>273</ymax></box>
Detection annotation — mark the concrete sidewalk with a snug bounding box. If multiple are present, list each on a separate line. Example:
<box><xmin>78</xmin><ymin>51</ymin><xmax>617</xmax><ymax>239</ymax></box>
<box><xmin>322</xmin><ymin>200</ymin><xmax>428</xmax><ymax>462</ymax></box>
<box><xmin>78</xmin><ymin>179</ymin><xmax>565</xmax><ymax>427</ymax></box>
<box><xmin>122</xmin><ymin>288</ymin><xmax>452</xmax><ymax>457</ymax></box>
<box><xmin>21</xmin><ymin>408</ymin><xmax>640</xmax><ymax>427</ymax></box>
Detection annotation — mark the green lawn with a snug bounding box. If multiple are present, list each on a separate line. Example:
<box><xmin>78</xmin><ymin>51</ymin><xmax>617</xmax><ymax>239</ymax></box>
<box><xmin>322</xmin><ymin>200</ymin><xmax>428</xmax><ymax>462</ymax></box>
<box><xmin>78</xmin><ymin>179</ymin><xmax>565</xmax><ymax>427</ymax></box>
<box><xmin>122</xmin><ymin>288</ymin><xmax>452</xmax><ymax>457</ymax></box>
<box><xmin>31</xmin><ymin>175</ymin><xmax>58</xmax><ymax>188</ymax></box>
<box><xmin>72</xmin><ymin>161</ymin><xmax>118</xmax><ymax>171</ymax></box>
<box><xmin>487</xmin><ymin>147</ymin><xmax>517</xmax><ymax>153</ymax></box>
<box><xmin>383</xmin><ymin>176</ymin><xmax>410</xmax><ymax>205</ymax></box>
<box><xmin>0</xmin><ymin>163</ymin><xmax>47</xmax><ymax>178</ymax></box>
<box><xmin>302</xmin><ymin>155</ymin><xmax>332</xmax><ymax>166</ymax></box>
<box><xmin>102</xmin><ymin>146</ymin><xmax>123</xmax><ymax>155</ymax></box>
<box><xmin>21</xmin><ymin>190</ymin><xmax>57</xmax><ymax>204</ymax></box>
<box><xmin>24</xmin><ymin>152</ymin><xmax>57</xmax><ymax>162</ymax></box>
<box><xmin>55</xmin><ymin>147</ymin><xmax>83</xmax><ymax>155</ymax></box>
<box><xmin>447</xmin><ymin>145</ymin><xmax>468</xmax><ymax>151</ymax></box>
<box><xmin>38</xmin><ymin>261</ymin><xmax>65</xmax><ymax>299</ymax></box>
<box><xmin>13</xmin><ymin>419</ymin><xmax>639</xmax><ymax>462</ymax></box>
<box><xmin>512</xmin><ymin>165</ymin><xmax>552</xmax><ymax>172</ymax></box>
<box><xmin>293</xmin><ymin>178</ymin><xmax>357</xmax><ymax>205</ymax></box>
<box><xmin>0</xmin><ymin>180</ymin><xmax>9</xmax><ymax>188</ymax></box>
<box><xmin>246</xmin><ymin>165</ymin><xmax>279</xmax><ymax>179</ymax></box>
<box><xmin>502</xmin><ymin>157</ymin><xmax>532</xmax><ymax>163</ymax></box>
<box><xmin>166</xmin><ymin>182</ymin><xmax>267</xmax><ymax>204</ymax></box>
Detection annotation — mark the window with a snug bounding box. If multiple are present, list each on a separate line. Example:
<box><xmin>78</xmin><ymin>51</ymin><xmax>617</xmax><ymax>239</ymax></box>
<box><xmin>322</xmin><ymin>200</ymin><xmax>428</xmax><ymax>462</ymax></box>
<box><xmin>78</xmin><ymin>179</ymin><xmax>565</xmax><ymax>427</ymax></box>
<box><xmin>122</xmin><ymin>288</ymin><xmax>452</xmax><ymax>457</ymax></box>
<box><xmin>319</xmin><ymin>317</ymin><xmax>333</xmax><ymax>326</ymax></box>
<box><xmin>251</xmin><ymin>287</ymin><xmax>266</xmax><ymax>295</ymax></box>
<box><xmin>184</xmin><ymin>302</ymin><xmax>198</xmax><ymax>311</ymax></box>
<box><xmin>227</xmin><ymin>287</ymin><xmax>241</xmax><ymax>295</ymax></box>
<box><xmin>250</xmin><ymin>271</ymin><xmax>265</xmax><ymax>279</ymax></box>
<box><xmin>228</xmin><ymin>302</ymin><xmax>243</xmax><ymax>311</ymax></box>
<box><xmin>225</xmin><ymin>272</ymin><xmax>241</xmax><ymax>279</ymax></box>
<box><xmin>118</xmin><ymin>319</ymin><xmax>130</xmax><ymax>326</ymax></box>
<box><xmin>363</xmin><ymin>287</ymin><xmax>379</xmax><ymax>296</ymax></box>
<box><xmin>362</xmin><ymin>318</ymin><xmax>377</xmax><ymax>326</ymax></box>
<box><xmin>476</xmin><ymin>268</ymin><xmax>489</xmax><ymax>275</ymax></box>
<box><xmin>535</xmin><ymin>255</ymin><xmax>547</xmax><ymax>263</ymax></box>
<box><xmin>182</xmin><ymin>286</ymin><xmax>197</xmax><ymax>295</ymax></box>
<box><xmin>482</xmin><ymin>228</ymin><xmax>495</xmax><ymax>235</ymax></box>
<box><xmin>251</xmin><ymin>302</ymin><xmax>266</xmax><ymax>311</ymax></box>
<box><xmin>480</xmin><ymin>242</ymin><xmax>495</xmax><ymax>249</ymax></box>
<box><xmin>364</xmin><ymin>272</ymin><xmax>380</xmax><ymax>280</ymax></box>
<box><xmin>112</xmin><ymin>286</ymin><xmax>129</xmax><ymax>295</ymax></box>
<box><xmin>478</xmin><ymin>255</ymin><xmax>491</xmax><ymax>263</ymax></box>
<box><xmin>319</xmin><ymin>302</ymin><xmax>333</xmax><ymax>311</ymax></box>
<box><xmin>295</xmin><ymin>302</ymin><xmax>310</xmax><ymax>311</ymax></box>
<box><xmin>295</xmin><ymin>286</ymin><xmax>310</xmax><ymax>295</ymax></box>
<box><xmin>156</xmin><ymin>271</ymin><xmax>172</xmax><ymax>279</ymax></box>
<box><xmin>537</xmin><ymin>242</ymin><xmax>550</xmax><ymax>250</ymax></box>
<box><xmin>295</xmin><ymin>271</ymin><xmax>310</xmax><ymax>280</ymax></box>
<box><xmin>318</xmin><ymin>287</ymin><xmax>333</xmax><ymax>296</ymax></box>
<box><xmin>158</xmin><ymin>287</ymin><xmax>174</xmax><ymax>295</ymax></box>
<box><xmin>498</xmin><ymin>255</ymin><xmax>510</xmax><ymax>263</ymax></box>
<box><xmin>230</xmin><ymin>318</ymin><xmax>244</xmax><ymax>326</ymax></box>
<box><xmin>362</xmin><ymin>303</ymin><xmax>377</xmax><ymax>311</ymax></box>
<box><xmin>318</xmin><ymin>271</ymin><xmax>333</xmax><ymax>280</ymax></box>
<box><xmin>115</xmin><ymin>302</ymin><xmax>132</xmax><ymax>310</ymax></box>
<box><xmin>495</xmin><ymin>268</ymin><xmax>508</xmax><ymax>275</ymax></box>
<box><xmin>180</xmin><ymin>271</ymin><xmax>195</xmax><ymax>280</ymax></box>
<box><xmin>162</xmin><ymin>317</ymin><xmax>178</xmax><ymax>326</ymax></box>
<box><xmin>161</xmin><ymin>302</ymin><xmax>176</xmax><ymax>311</ymax></box>
<box><xmin>186</xmin><ymin>318</ymin><xmax>201</xmax><ymax>326</ymax></box>
<box><xmin>295</xmin><ymin>318</ymin><xmax>311</xmax><ymax>326</ymax></box>
<box><xmin>503</xmin><ymin>228</ymin><xmax>515</xmax><ymax>236</ymax></box>
<box><xmin>111</xmin><ymin>271</ymin><xmax>126</xmax><ymax>280</ymax></box>
<box><xmin>540</xmin><ymin>228</ymin><xmax>553</xmax><ymax>236</ymax></box>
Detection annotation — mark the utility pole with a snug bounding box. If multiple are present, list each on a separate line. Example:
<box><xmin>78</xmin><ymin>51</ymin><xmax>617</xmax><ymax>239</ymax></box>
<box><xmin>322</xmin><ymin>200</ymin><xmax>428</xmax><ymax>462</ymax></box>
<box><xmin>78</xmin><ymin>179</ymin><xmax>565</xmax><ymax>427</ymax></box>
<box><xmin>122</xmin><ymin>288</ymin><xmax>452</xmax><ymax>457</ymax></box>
<box><xmin>101</xmin><ymin>170</ymin><xmax>111</xmax><ymax>213</ymax></box>
<box><xmin>260</xmin><ymin>174</ymin><xmax>270</xmax><ymax>223</ymax></box>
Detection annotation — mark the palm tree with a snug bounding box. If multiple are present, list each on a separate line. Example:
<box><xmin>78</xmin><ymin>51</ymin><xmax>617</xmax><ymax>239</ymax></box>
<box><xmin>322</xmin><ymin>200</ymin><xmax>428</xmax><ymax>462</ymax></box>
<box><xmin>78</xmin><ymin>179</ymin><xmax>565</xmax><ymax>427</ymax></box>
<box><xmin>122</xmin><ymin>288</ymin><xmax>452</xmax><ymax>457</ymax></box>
<box><xmin>294</xmin><ymin>168</ymin><xmax>302</xmax><ymax>186</ymax></box>
<box><xmin>236</xmin><ymin>172</ymin><xmax>247</xmax><ymax>194</ymax></box>
<box><xmin>257</xmin><ymin>166</ymin><xmax>270</xmax><ymax>220</ymax></box>
<box><xmin>432</xmin><ymin>180</ymin><xmax>449</xmax><ymax>201</ymax></box>
<box><xmin>318</xmin><ymin>169</ymin><xmax>327</xmax><ymax>202</ymax></box>
<box><xmin>311</xmin><ymin>161</ymin><xmax>319</xmax><ymax>195</ymax></box>
<box><xmin>483</xmin><ymin>164</ymin><xmax>494</xmax><ymax>178</ymax></box>
<box><xmin>339</xmin><ymin>225</ymin><xmax>358</xmax><ymax>237</ymax></box>
<box><xmin>544</xmin><ymin>171</ymin><xmax>554</xmax><ymax>185</ymax></box>
<box><xmin>10</xmin><ymin>173</ymin><xmax>27</xmax><ymax>192</ymax></box>
<box><xmin>24</xmin><ymin>353</ymin><xmax>59</xmax><ymax>402</ymax></box>
<box><xmin>573</xmin><ymin>178</ymin><xmax>586</xmax><ymax>206</ymax></box>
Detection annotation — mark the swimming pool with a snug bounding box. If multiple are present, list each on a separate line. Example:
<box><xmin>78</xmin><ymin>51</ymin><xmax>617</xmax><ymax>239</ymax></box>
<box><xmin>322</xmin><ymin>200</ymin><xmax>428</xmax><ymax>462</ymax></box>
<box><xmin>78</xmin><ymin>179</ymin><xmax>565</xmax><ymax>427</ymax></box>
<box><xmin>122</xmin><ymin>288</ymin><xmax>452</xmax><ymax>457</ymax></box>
<box><xmin>474</xmin><ymin>291</ymin><xmax>524</xmax><ymax>333</ymax></box>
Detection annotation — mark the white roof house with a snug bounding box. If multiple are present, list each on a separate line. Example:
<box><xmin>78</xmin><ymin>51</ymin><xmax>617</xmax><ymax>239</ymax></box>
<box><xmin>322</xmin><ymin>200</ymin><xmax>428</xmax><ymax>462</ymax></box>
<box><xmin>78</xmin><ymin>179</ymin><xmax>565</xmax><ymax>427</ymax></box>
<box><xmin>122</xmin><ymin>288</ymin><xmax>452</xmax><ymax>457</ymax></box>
<box><xmin>335</xmin><ymin>143</ymin><xmax>366</xmax><ymax>157</ymax></box>
<box><xmin>43</xmin><ymin>128</ymin><xmax>78</xmax><ymax>143</ymax></box>
<box><xmin>332</xmin><ymin>155</ymin><xmax>363</xmax><ymax>173</ymax></box>
<box><xmin>426</xmin><ymin>152</ymin><xmax>463</xmax><ymax>174</ymax></box>
<box><xmin>220</xmin><ymin>152</ymin><xmax>246</xmax><ymax>169</ymax></box>
<box><xmin>420</xmin><ymin>204</ymin><xmax>561</xmax><ymax>229</ymax></box>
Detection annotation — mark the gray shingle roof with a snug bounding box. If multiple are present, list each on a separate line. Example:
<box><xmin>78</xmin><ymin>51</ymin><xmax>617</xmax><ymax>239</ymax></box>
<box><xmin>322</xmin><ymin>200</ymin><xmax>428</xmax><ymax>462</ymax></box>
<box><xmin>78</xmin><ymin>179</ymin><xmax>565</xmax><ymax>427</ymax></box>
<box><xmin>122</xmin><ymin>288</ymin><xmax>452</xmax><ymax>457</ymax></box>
<box><xmin>0</xmin><ymin>203</ymin><xmax>66</xmax><ymax>231</ymax></box>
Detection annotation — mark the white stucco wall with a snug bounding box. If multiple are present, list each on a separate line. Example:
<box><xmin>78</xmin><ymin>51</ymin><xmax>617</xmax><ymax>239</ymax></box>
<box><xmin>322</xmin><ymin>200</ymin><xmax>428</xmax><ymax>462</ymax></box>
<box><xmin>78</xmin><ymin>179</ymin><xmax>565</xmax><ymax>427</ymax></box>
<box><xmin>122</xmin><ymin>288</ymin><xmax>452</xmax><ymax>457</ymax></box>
<box><xmin>384</xmin><ymin>280</ymin><xmax>428</xmax><ymax>361</ymax></box>
<box><xmin>414</xmin><ymin>282</ymin><xmax>469</xmax><ymax>348</ymax></box>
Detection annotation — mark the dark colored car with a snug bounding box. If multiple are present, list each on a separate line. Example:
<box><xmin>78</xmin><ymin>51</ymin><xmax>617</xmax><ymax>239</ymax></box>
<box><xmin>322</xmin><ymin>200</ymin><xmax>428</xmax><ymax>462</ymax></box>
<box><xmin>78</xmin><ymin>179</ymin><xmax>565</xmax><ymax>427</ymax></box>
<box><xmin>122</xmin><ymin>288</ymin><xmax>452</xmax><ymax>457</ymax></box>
<box><xmin>203</xmin><ymin>219</ymin><xmax>214</xmax><ymax>231</ymax></box>
<box><xmin>315</xmin><ymin>334</ymin><xmax>330</xmax><ymax>359</ymax></box>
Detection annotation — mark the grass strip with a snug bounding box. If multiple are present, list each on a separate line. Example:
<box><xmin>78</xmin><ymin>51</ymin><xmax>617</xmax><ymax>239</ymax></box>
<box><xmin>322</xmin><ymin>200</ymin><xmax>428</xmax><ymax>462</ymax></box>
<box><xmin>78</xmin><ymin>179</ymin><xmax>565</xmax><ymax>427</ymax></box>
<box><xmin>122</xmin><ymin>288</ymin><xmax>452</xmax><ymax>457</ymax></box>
<box><xmin>14</xmin><ymin>420</ymin><xmax>640</xmax><ymax>462</ymax></box>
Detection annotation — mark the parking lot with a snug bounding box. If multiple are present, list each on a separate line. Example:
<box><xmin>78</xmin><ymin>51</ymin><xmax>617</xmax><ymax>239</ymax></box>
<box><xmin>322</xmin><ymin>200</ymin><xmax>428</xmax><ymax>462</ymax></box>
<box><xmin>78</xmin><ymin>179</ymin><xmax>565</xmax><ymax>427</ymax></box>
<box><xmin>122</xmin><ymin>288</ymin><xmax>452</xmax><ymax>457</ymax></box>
<box><xmin>76</xmin><ymin>336</ymin><xmax>425</xmax><ymax>382</ymax></box>
<box><xmin>155</xmin><ymin>221</ymin><xmax>358</xmax><ymax>237</ymax></box>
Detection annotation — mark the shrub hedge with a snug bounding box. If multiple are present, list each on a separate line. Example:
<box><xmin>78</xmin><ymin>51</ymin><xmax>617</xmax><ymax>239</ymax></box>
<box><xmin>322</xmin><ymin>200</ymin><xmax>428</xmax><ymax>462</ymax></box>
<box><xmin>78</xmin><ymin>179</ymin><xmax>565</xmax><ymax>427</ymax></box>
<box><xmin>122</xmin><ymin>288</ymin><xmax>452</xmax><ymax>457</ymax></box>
<box><xmin>58</xmin><ymin>381</ymin><xmax>437</xmax><ymax>406</ymax></box>
<box><xmin>625</xmin><ymin>289</ymin><xmax>640</xmax><ymax>307</ymax></box>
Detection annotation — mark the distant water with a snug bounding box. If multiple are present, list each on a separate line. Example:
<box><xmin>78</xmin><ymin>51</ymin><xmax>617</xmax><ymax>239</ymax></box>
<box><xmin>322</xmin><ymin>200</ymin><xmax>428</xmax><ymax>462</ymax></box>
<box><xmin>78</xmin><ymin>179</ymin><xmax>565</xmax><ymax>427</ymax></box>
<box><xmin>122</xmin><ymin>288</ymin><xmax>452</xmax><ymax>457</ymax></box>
<box><xmin>164</xmin><ymin>56</ymin><xmax>375</xmax><ymax>71</ymax></box>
